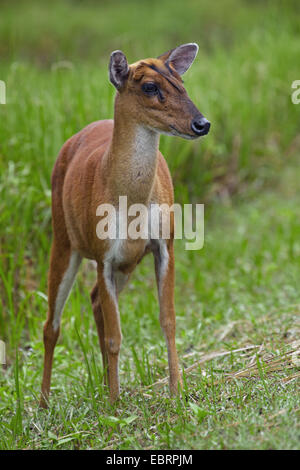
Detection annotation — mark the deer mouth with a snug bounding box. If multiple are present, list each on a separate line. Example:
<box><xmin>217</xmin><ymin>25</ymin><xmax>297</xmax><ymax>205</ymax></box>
<box><xmin>169</xmin><ymin>125</ymin><xmax>199</xmax><ymax>140</ymax></box>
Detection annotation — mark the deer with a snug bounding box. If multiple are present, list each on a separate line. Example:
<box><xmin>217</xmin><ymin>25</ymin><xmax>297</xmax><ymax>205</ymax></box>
<box><xmin>39</xmin><ymin>43</ymin><xmax>210</xmax><ymax>408</ymax></box>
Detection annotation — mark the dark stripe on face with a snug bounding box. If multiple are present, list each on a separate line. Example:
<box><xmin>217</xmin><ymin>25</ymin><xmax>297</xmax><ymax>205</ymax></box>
<box><xmin>146</xmin><ymin>64</ymin><xmax>183</xmax><ymax>93</ymax></box>
<box><xmin>165</xmin><ymin>61</ymin><xmax>174</xmax><ymax>76</ymax></box>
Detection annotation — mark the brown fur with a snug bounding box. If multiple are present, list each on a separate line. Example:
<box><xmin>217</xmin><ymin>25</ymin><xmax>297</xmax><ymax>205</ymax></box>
<box><xmin>40</xmin><ymin>50</ymin><xmax>206</xmax><ymax>407</ymax></box>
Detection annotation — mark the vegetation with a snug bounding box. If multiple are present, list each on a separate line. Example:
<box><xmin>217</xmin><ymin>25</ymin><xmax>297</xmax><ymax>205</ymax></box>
<box><xmin>0</xmin><ymin>0</ymin><xmax>299</xmax><ymax>449</ymax></box>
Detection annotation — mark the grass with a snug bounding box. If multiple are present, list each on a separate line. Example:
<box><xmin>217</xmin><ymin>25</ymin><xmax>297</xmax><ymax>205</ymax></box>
<box><xmin>0</xmin><ymin>0</ymin><xmax>300</xmax><ymax>450</ymax></box>
<box><xmin>1</xmin><ymin>184</ymin><xmax>300</xmax><ymax>449</ymax></box>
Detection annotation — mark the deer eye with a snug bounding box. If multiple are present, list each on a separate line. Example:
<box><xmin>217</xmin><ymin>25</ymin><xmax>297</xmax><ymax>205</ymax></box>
<box><xmin>142</xmin><ymin>82</ymin><xmax>158</xmax><ymax>95</ymax></box>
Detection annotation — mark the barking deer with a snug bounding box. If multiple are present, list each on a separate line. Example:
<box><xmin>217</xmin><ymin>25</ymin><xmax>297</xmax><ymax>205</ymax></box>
<box><xmin>40</xmin><ymin>43</ymin><xmax>210</xmax><ymax>407</ymax></box>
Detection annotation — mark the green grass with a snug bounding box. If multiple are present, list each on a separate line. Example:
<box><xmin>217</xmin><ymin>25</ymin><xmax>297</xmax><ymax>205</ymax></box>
<box><xmin>1</xmin><ymin>183</ymin><xmax>299</xmax><ymax>449</ymax></box>
<box><xmin>0</xmin><ymin>0</ymin><xmax>300</xmax><ymax>450</ymax></box>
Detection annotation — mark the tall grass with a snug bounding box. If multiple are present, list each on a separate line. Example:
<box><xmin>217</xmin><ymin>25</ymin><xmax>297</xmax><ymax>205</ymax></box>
<box><xmin>0</xmin><ymin>0</ymin><xmax>299</xmax><ymax>450</ymax></box>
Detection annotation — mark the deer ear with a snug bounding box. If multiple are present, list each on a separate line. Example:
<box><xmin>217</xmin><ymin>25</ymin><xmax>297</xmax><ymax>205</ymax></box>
<box><xmin>158</xmin><ymin>43</ymin><xmax>199</xmax><ymax>75</ymax></box>
<box><xmin>109</xmin><ymin>50</ymin><xmax>129</xmax><ymax>90</ymax></box>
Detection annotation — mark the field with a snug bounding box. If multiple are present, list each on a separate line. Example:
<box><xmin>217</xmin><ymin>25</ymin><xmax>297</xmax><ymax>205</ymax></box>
<box><xmin>0</xmin><ymin>0</ymin><xmax>299</xmax><ymax>449</ymax></box>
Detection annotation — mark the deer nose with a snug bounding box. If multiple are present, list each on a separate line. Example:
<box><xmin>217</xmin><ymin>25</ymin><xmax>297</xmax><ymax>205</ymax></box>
<box><xmin>191</xmin><ymin>116</ymin><xmax>211</xmax><ymax>136</ymax></box>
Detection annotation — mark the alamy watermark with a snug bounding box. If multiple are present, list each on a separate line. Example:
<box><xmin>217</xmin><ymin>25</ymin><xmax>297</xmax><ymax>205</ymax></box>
<box><xmin>0</xmin><ymin>340</ymin><xmax>5</xmax><ymax>365</ymax></box>
<box><xmin>96</xmin><ymin>196</ymin><xmax>204</xmax><ymax>250</ymax></box>
<box><xmin>0</xmin><ymin>80</ymin><xmax>6</xmax><ymax>104</ymax></box>
<box><xmin>291</xmin><ymin>80</ymin><xmax>300</xmax><ymax>104</ymax></box>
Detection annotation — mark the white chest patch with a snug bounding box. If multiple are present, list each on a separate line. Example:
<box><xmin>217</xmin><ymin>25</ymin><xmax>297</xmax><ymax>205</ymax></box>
<box><xmin>132</xmin><ymin>126</ymin><xmax>159</xmax><ymax>169</ymax></box>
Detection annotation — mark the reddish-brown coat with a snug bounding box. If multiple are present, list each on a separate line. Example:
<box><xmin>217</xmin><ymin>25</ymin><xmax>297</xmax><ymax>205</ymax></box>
<box><xmin>40</xmin><ymin>45</ymin><xmax>207</xmax><ymax>406</ymax></box>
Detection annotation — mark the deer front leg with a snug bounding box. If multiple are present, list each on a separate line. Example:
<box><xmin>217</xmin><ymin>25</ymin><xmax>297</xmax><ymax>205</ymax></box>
<box><xmin>90</xmin><ymin>283</ymin><xmax>108</xmax><ymax>385</ymax></box>
<box><xmin>97</xmin><ymin>263</ymin><xmax>122</xmax><ymax>404</ymax></box>
<box><xmin>154</xmin><ymin>239</ymin><xmax>182</xmax><ymax>395</ymax></box>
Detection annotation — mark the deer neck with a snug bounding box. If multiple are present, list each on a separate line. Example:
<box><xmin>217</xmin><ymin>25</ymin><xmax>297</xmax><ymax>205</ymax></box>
<box><xmin>106</xmin><ymin>103</ymin><xmax>160</xmax><ymax>206</ymax></box>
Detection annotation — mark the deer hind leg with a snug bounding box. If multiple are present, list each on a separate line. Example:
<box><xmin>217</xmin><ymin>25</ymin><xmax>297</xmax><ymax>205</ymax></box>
<box><xmin>90</xmin><ymin>283</ymin><xmax>108</xmax><ymax>384</ymax></box>
<box><xmin>154</xmin><ymin>239</ymin><xmax>182</xmax><ymax>395</ymax></box>
<box><xmin>40</xmin><ymin>241</ymin><xmax>81</xmax><ymax>408</ymax></box>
